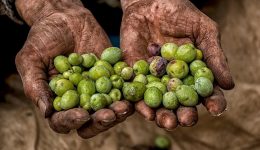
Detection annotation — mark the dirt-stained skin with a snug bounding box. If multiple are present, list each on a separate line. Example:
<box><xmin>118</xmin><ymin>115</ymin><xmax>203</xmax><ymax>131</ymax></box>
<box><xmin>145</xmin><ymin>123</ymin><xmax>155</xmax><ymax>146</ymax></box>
<box><xmin>14</xmin><ymin>0</ymin><xmax>234</xmax><ymax>138</ymax></box>
<box><xmin>120</xmin><ymin>0</ymin><xmax>234</xmax><ymax>130</ymax></box>
<box><xmin>15</xmin><ymin>0</ymin><xmax>133</xmax><ymax>139</ymax></box>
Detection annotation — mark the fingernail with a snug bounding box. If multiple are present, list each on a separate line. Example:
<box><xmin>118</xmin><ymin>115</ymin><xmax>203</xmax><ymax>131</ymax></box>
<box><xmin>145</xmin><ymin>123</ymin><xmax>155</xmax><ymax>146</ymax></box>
<box><xmin>101</xmin><ymin>117</ymin><xmax>116</xmax><ymax>126</ymax></box>
<box><xmin>118</xmin><ymin>111</ymin><xmax>128</xmax><ymax>116</ymax></box>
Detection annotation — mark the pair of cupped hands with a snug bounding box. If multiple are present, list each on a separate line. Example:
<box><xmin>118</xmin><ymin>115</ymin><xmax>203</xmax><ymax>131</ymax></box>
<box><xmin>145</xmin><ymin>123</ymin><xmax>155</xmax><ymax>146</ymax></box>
<box><xmin>15</xmin><ymin>0</ymin><xmax>234</xmax><ymax>138</ymax></box>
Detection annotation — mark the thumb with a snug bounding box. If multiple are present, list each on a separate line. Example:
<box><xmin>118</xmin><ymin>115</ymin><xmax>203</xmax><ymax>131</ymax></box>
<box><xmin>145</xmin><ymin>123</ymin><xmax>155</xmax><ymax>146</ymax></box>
<box><xmin>16</xmin><ymin>47</ymin><xmax>53</xmax><ymax>117</ymax></box>
<box><xmin>197</xmin><ymin>22</ymin><xmax>234</xmax><ymax>90</ymax></box>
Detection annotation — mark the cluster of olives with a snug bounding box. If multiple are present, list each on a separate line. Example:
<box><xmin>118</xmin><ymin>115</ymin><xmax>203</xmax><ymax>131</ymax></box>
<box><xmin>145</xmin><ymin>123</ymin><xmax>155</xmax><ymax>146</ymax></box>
<box><xmin>49</xmin><ymin>47</ymin><xmax>124</xmax><ymax>112</ymax></box>
<box><xmin>49</xmin><ymin>43</ymin><xmax>214</xmax><ymax>115</ymax></box>
<box><xmin>138</xmin><ymin>43</ymin><xmax>214</xmax><ymax>109</ymax></box>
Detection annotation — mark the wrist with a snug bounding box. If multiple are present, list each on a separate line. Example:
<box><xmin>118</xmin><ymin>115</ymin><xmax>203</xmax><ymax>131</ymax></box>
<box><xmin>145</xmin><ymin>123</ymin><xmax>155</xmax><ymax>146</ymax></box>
<box><xmin>15</xmin><ymin>0</ymin><xmax>84</xmax><ymax>26</ymax></box>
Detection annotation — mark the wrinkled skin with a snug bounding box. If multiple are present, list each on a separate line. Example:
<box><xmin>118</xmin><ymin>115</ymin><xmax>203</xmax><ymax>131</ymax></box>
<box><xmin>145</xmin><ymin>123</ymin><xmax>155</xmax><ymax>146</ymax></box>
<box><xmin>15</xmin><ymin>0</ymin><xmax>134</xmax><ymax>138</ymax></box>
<box><xmin>121</xmin><ymin>0</ymin><xmax>234</xmax><ymax>130</ymax></box>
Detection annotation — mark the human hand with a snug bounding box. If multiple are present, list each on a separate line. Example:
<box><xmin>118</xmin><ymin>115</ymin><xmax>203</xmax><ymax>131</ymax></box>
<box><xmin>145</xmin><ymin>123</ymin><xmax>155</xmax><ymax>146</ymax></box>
<box><xmin>120</xmin><ymin>0</ymin><xmax>234</xmax><ymax>130</ymax></box>
<box><xmin>15</xmin><ymin>0</ymin><xmax>133</xmax><ymax>138</ymax></box>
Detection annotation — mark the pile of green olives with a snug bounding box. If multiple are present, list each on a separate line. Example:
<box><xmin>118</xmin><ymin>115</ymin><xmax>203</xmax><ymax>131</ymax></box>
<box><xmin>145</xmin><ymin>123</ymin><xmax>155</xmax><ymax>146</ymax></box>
<box><xmin>49</xmin><ymin>43</ymin><xmax>214</xmax><ymax>114</ymax></box>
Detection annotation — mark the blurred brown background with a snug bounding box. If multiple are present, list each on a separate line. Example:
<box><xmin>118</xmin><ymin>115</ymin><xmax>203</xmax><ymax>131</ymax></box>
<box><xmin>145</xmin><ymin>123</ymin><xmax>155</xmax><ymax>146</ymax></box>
<box><xmin>1</xmin><ymin>0</ymin><xmax>260</xmax><ymax>149</ymax></box>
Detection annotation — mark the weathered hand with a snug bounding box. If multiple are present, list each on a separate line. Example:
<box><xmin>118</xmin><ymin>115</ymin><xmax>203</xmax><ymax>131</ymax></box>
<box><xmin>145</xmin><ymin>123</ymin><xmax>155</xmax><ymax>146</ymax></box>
<box><xmin>120</xmin><ymin>0</ymin><xmax>234</xmax><ymax>130</ymax></box>
<box><xmin>15</xmin><ymin>0</ymin><xmax>133</xmax><ymax>138</ymax></box>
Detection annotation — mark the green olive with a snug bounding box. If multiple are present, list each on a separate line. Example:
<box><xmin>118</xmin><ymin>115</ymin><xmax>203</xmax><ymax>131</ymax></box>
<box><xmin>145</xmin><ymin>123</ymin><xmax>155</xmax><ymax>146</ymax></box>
<box><xmin>109</xmin><ymin>88</ymin><xmax>122</xmax><ymax>102</ymax></box>
<box><xmin>77</xmin><ymin>79</ymin><xmax>96</xmax><ymax>95</ymax></box>
<box><xmin>54</xmin><ymin>79</ymin><xmax>74</xmax><ymax>96</ymax></box>
<box><xmin>90</xmin><ymin>94</ymin><xmax>107</xmax><ymax>111</ymax></box>
<box><xmin>68</xmin><ymin>53</ymin><xmax>83</xmax><ymax>66</ymax></box>
<box><xmin>54</xmin><ymin>55</ymin><xmax>71</xmax><ymax>73</ymax></box>
<box><xmin>53</xmin><ymin>97</ymin><xmax>62</xmax><ymax>111</ymax></box>
<box><xmin>69</xmin><ymin>73</ymin><xmax>83</xmax><ymax>86</ymax></box>
<box><xmin>60</xmin><ymin>90</ymin><xmax>79</xmax><ymax>110</ymax></box>
<box><xmin>80</xmin><ymin>93</ymin><xmax>91</xmax><ymax>111</ymax></box>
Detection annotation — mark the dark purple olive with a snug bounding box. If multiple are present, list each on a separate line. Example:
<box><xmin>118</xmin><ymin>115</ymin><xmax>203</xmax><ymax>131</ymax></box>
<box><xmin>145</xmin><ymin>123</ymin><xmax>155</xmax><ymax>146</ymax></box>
<box><xmin>147</xmin><ymin>43</ymin><xmax>161</xmax><ymax>56</ymax></box>
<box><xmin>149</xmin><ymin>56</ymin><xmax>167</xmax><ymax>77</ymax></box>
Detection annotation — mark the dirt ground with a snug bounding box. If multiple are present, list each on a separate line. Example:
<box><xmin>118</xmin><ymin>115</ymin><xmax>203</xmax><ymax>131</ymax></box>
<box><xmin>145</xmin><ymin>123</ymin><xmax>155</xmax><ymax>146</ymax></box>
<box><xmin>1</xmin><ymin>0</ymin><xmax>260</xmax><ymax>149</ymax></box>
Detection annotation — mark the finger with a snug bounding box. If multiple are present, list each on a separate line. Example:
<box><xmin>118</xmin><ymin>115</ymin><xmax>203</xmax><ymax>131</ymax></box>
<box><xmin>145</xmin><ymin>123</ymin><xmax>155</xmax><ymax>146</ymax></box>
<box><xmin>48</xmin><ymin>108</ymin><xmax>90</xmax><ymax>134</ymax></box>
<box><xmin>120</xmin><ymin>14</ymin><xmax>150</xmax><ymax>66</ymax></box>
<box><xmin>77</xmin><ymin>109</ymin><xmax>116</xmax><ymax>139</ymax></box>
<box><xmin>155</xmin><ymin>108</ymin><xmax>178</xmax><ymax>131</ymax></box>
<box><xmin>135</xmin><ymin>101</ymin><xmax>156</xmax><ymax>121</ymax></box>
<box><xmin>203</xmin><ymin>85</ymin><xmax>227</xmax><ymax>116</ymax></box>
<box><xmin>109</xmin><ymin>100</ymin><xmax>134</xmax><ymax>123</ymax></box>
<box><xmin>15</xmin><ymin>48</ymin><xmax>53</xmax><ymax>117</ymax></box>
<box><xmin>197</xmin><ymin>22</ymin><xmax>234</xmax><ymax>90</ymax></box>
<box><xmin>176</xmin><ymin>106</ymin><xmax>198</xmax><ymax>127</ymax></box>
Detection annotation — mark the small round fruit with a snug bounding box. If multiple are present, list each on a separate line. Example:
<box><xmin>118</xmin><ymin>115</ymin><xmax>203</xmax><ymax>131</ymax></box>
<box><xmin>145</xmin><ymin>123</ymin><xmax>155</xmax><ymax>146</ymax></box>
<box><xmin>194</xmin><ymin>67</ymin><xmax>214</xmax><ymax>83</ymax></box>
<box><xmin>133</xmin><ymin>74</ymin><xmax>148</xmax><ymax>85</ymax></box>
<box><xmin>101</xmin><ymin>47</ymin><xmax>122</xmax><ymax>64</ymax></box>
<box><xmin>94</xmin><ymin>60</ymin><xmax>115</xmax><ymax>75</ymax></box>
<box><xmin>146</xmin><ymin>75</ymin><xmax>161</xmax><ymax>83</ymax></box>
<box><xmin>161</xmin><ymin>75</ymin><xmax>170</xmax><ymax>86</ymax></box>
<box><xmin>196</xmin><ymin>49</ymin><xmax>203</xmax><ymax>60</ymax></box>
<box><xmin>144</xmin><ymin>87</ymin><xmax>163</xmax><ymax>108</ymax></box>
<box><xmin>147</xmin><ymin>43</ymin><xmax>161</xmax><ymax>56</ymax></box>
<box><xmin>80</xmin><ymin>93</ymin><xmax>91</xmax><ymax>111</ymax></box>
<box><xmin>68</xmin><ymin>53</ymin><xmax>83</xmax><ymax>65</ymax></box>
<box><xmin>176</xmin><ymin>85</ymin><xmax>198</xmax><ymax>106</ymax></box>
<box><xmin>182</xmin><ymin>75</ymin><xmax>194</xmax><ymax>85</ymax></box>
<box><xmin>88</xmin><ymin>65</ymin><xmax>110</xmax><ymax>80</ymax></box>
<box><xmin>77</xmin><ymin>79</ymin><xmax>96</xmax><ymax>95</ymax></box>
<box><xmin>195</xmin><ymin>77</ymin><xmax>213</xmax><ymax>97</ymax></box>
<box><xmin>190</xmin><ymin>60</ymin><xmax>207</xmax><ymax>76</ymax></box>
<box><xmin>114</xmin><ymin>61</ymin><xmax>128</xmax><ymax>75</ymax></box>
<box><xmin>54</xmin><ymin>55</ymin><xmax>71</xmax><ymax>73</ymax></box>
<box><xmin>167</xmin><ymin>78</ymin><xmax>183</xmax><ymax>92</ymax></box>
<box><xmin>154</xmin><ymin>135</ymin><xmax>171</xmax><ymax>149</ymax></box>
<box><xmin>102</xmin><ymin>94</ymin><xmax>113</xmax><ymax>105</ymax></box>
<box><xmin>146</xmin><ymin>81</ymin><xmax>167</xmax><ymax>94</ymax></box>
<box><xmin>166</xmin><ymin>60</ymin><xmax>189</xmax><ymax>79</ymax></box>
<box><xmin>60</xmin><ymin>90</ymin><xmax>79</xmax><ymax>110</ymax></box>
<box><xmin>69</xmin><ymin>73</ymin><xmax>83</xmax><ymax>85</ymax></box>
<box><xmin>109</xmin><ymin>89</ymin><xmax>122</xmax><ymax>102</ymax></box>
<box><xmin>82</xmin><ymin>53</ymin><xmax>96</xmax><ymax>68</ymax></box>
<box><xmin>133</xmin><ymin>60</ymin><xmax>149</xmax><ymax>75</ymax></box>
<box><xmin>163</xmin><ymin>92</ymin><xmax>179</xmax><ymax>110</ymax></box>
<box><xmin>72</xmin><ymin>66</ymin><xmax>83</xmax><ymax>73</ymax></box>
<box><xmin>149</xmin><ymin>56</ymin><xmax>167</xmax><ymax>77</ymax></box>
<box><xmin>161</xmin><ymin>43</ymin><xmax>178</xmax><ymax>61</ymax></box>
<box><xmin>81</xmin><ymin>71</ymin><xmax>89</xmax><ymax>79</ymax></box>
<box><xmin>53</xmin><ymin>97</ymin><xmax>62</xmax><ymax>111</ymax></box>
<box><xmin>175</xmin><ymin>43</ymin><xmax>196</xmax><ymax>63</ymax></box>
<box><xmin>49</xmin><ymin>76</ymin><xmax>62</xmax><ymax>91</ymax></box>
<box><xmin>110</xmin><ymin>75</ymin><xmax>124</xmax><ymax>89</ymax></box>
<box><xmin>122</xmin><ymin>82</ymin><xmax>146</xmax><ymax>102</ymax></box>
<box><xmin>96</xmin><ymin>76</ymin><xmax>112</xmax><ymax>94</ymax></box>
<box><xmin>121</xmin><ymin>67</ymin><xmax>134</xmax><ymax>80</ymax></box>
<box><xmin>54</xmin><ymin>79</ymin><xmax>74</xmax><ymax>96</ymax></box>
<box><xmin>90</xmin><ymin>94</ymin><xmax>107</xmax><ymax>111</ymax></box>
<box><xmin>63</xmin><ymin>70</ymin><xmax>73</xmax><ymax>79</ymax></box>
<box><xmin>89</xmin><ymin>53</ymin><xmax>99</xmax><ymax>61</ymax></box>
